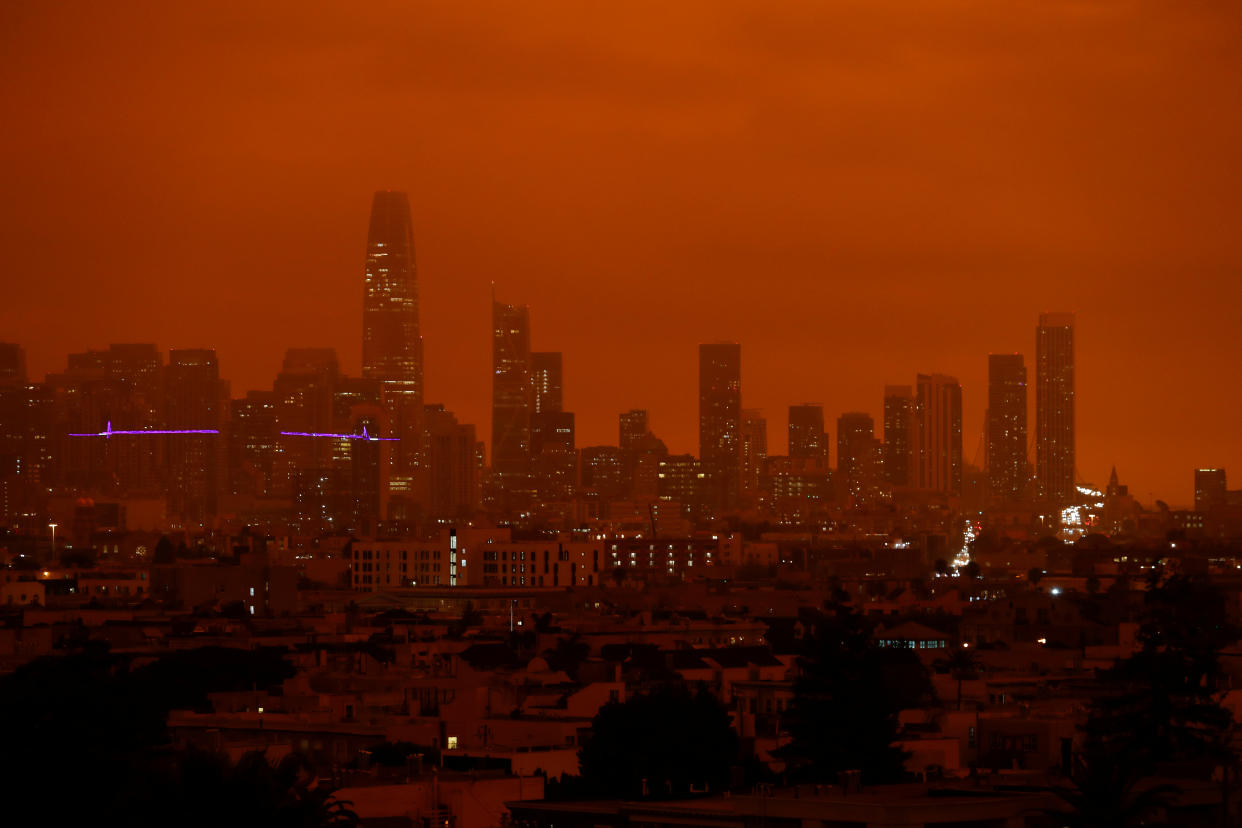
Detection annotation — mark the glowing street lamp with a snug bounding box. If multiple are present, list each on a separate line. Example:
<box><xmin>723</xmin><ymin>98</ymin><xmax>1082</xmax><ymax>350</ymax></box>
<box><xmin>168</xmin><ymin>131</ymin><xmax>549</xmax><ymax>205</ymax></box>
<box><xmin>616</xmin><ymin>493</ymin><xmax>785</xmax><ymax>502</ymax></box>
<box><xmin>48</xmin><ymin>522</ymin><xmax>57</xmax><ymax>551</ymax></box>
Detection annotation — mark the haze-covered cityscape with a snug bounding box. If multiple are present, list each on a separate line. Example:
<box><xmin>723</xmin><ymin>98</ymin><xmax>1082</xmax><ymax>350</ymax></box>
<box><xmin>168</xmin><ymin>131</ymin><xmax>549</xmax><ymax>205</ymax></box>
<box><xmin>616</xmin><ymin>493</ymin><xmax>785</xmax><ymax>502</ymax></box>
<box><xmin>3</xmin><ymin>3</ymin><xmax>1242</xmax><ymax>827</ymax></box>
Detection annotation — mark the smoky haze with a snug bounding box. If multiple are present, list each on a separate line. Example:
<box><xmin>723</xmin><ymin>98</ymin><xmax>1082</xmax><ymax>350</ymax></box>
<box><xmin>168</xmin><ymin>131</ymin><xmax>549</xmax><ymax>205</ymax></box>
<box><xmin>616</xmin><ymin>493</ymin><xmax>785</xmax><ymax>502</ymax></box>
<box><xmin>2</xmin><ymin>1</ymin><xmax>1240</xmax><ymax>504</ymax></box>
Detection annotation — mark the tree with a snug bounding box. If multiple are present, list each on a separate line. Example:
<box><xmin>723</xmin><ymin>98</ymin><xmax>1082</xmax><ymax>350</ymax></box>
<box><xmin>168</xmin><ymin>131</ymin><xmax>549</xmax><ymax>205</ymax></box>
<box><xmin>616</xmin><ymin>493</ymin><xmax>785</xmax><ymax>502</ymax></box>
<box><xmin>0</xmin><ymin>648</ymin><xmax>348</xmax><ymax>827</ymax></box>
<box><xmin>962</xmin><ymin>561</ymin><xmax>981</xmax><ymax>580</ymax></box>
<box><xmin>544</xmin><ymin>633</ymin><xmax>590</xmax><ymax>676</ymax></box>
<box><xmin>934</xmin><ymin>647</ymin><xmax>980</xmax><ymax>711</ymax></box>
<box><xmin>153</xmin><ymin>535</ymin><xmax>176</xmax><ymax>564</ymax></box>
<box><xmin>1087</xmin><ymin>567</ymin><xmax>1238</xmax><ymax>772</ymax></box>
<box><xmin>576</xmin><ymin>685</ymin><xmax>737</xmax><ymax>798</ymax></box>
<box><xmin>1039</xmin><ymin>736</ymin><xmax>1179</xmax><ymax>828</ymax></box>
<box><xmin>1028</xmin><ymin>567</ymin><xmax>1044</xmax><ymax>586</ymax></box>
<box><xmin>933</xmin><ymin>558</ymin><xmax>950</xmax><ymax>577</ymax></box>
<box><xmin>780</xmin><ymin>603</ymin><xmax>934</xmax><ymax>784</ymax></box>
<box><xmin>1061</xmin><ymin>566</ymin><xmax>1237</xmax><ymax>824</ymax></box>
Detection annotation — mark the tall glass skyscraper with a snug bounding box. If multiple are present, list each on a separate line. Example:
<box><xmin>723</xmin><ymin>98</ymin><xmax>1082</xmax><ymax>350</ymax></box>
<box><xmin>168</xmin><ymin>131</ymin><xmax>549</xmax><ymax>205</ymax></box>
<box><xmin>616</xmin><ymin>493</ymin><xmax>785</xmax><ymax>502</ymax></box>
<box><xmin>882</xmin><ymin>386</ymin><xmax>916</xmax><ymax>488</ymax></box>
<box><xmin>788</xmin><ymin>404</ymin><xmax>827</xmax><ymax>462</ymax></box>
<box><xmin>362</xmin><ymin>191</ymin><xmax>424</xmax><ymax>512</ymax></box>
<box><xmin>492</xmin><ymin>299</ymin><xmax>532</xmax><ymax>480</ymax></box>
<box><xmin>987</xmin><ymin>353</ymin><xmax>1027</xmax><ymax>501</ymax></box>
<box><xmin>916</xmin><ymin>373</ymin><xmax>963</xmax><ymax>495</ymax></box>
<box><xmin>1036</xmin><ymin>312</ymin><xmax>1075</xmax><ymax>504</ymax></box>
<box><xmin>699</xmin><ymin>342</ymin><xmax>741</xmax><ymax>513</ymax></box>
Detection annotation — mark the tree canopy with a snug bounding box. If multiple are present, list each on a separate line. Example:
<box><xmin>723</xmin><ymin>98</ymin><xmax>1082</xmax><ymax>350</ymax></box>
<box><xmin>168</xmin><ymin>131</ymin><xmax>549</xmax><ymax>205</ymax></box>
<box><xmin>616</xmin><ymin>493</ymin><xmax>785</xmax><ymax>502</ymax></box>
<box><xmin>779</xmin><ymin>603</ymin><xmax>934</xmax><ymax>784</ymax></box>
<box><xmin>574</xmin><ymin>684</ymin><xmax>737</xmax><ymax>799</ymax></box>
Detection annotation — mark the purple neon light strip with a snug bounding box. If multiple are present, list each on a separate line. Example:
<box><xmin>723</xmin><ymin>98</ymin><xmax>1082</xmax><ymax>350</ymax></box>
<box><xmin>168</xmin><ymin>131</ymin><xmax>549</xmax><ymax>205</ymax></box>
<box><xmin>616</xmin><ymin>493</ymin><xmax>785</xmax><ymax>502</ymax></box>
<box><xmin>69</xmin><ymin>421</ymin><xmax>219</xmax><ymax>438</ymax></box>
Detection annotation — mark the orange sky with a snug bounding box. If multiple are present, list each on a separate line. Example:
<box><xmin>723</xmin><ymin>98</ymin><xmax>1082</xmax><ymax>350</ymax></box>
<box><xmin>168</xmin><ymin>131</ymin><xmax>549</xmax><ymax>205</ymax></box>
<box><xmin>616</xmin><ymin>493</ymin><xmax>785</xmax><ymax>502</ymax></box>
<box><xmin>2</xmin><ymin>1</ymin><xmax>1240</xmax><ymax>506</ymax></box>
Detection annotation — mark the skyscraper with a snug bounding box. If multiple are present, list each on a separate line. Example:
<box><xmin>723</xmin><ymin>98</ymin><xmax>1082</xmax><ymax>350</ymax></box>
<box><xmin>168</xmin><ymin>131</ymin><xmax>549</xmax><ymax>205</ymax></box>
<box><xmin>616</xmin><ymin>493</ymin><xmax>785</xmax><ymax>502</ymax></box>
<box><xmin>165</xmin><ymin>348</ymin><xmax>224</xmax><ymax>523</ymax></box>
<box><xmin>837</xmin><ymin>412</ymin><xmax>881</xmax><ymax>503</ymax></box>
<box><xmin>788</xmin><ymin>404</ymin><xmax>827</xmax><ymax>462</ymax></box>
<box><xmin>699</xmin><ymin>343</ymin><xmax>741</xmax><ymax>513</ymax></box>
<box><xmin>362</xmin><ymin>191</ymin><xmax>425</xmax><ymax>512</ymax></box>
<box><xmin>740</xmin><ymin>409</ymin><xmax>767</xmax><ymax>501</ymax></box>
<box><xmin>492</xmin><ymin>299</ymin><xmax>532</xmax><ymax>481</ymax></box>
<box><xmin>986</xmin><ymin>354</ymin><xmax>1027</xmax><ymax>501</ymax></box>
<box><xmin>883</xmin><ymin>386</ymin><xmax>916</xmax><ymax>488</ymax></box>
<box><xmin>531</xmin><ymin>352</ymin><xmax>563</xmax><ymax>415</ymax></box>
<box><xmin>227</xmin><ymin>391</ymin><xmax>278</xmax><ymax>496</ymax></box>
<box><xmin>916</xmin><ymin>374</ymin><xmax>963</xmax><ymax>495</ymax></box>
<box><xmin>1036</xmin><ymin>312</ymin><xmax>1075</xmax><ymax>504</ymax></box>
<box><xmin>1194</xmin><ymin>468</ymin><xmax>1227</xmax><ymax>512</ymax></box>
<box><xmin>0</xmin><ymin>343</ymin><xmax>26</xmax><ymax>386</ymax></box>
<box><xmin>619</xmin><ymin>409</ymin><xmax>648</xmax><ymax>451</ymax></box>
<box><xmin>425</xmin><ymin>404</ymin><xmax>480</xmax><ymax>519</ymax></box>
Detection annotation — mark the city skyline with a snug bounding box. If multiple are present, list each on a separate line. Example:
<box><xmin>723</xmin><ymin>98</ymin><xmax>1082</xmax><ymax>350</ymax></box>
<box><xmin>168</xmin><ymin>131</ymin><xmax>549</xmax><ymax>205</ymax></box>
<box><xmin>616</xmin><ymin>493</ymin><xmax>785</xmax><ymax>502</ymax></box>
<box><xmin>3</xmin><ymin>3</ymin><xmax>1241</xmax><ymax>505</ymax></box>
<box><xmin>4</xmin><ymin>6</ymin><xmax>1242</xmax><ymax>825</ymax></box>
<box><xmin>0</xmin><ymin>294</ymin><xmax>1223</xmax><ymax>509</ymax></box>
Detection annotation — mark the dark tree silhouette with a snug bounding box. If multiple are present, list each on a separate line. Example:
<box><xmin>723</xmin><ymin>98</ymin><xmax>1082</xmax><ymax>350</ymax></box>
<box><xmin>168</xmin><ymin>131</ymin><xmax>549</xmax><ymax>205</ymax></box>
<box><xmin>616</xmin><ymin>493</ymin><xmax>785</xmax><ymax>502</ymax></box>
<box><xmin>0</xmin><ymin>648</ymin><xmax>347</xmax><ymax>827</ymax></box>
<box><xmin>1086</xmin><ymin>567</ymin><xmax>1237</xmax><ymax>773</ymax></box>
<box><xmin>1038</xmin><ymin>737</ymin><xmax>1179</xmax><ymax>828</ymax></box>
<box><xmin>780</xmin><ymin>603</ymin><xmax>934</xmax><ymax>784</ymax></box>
<box><xmin>1050</xmin><ymin>566</ymin><xmax>1238</xmax><ymax>825</ymax></box>
<box><xmin>576</xmin><ymin>684</ymin><xmax>737</xmax><ymax>798</ymax></box>
<box><xmin>153</xmin><ymin>535</ymin><xmax>176</xmax><ymax>563</ymax></box>
<box><xmin>544</xmin><ymin>633</ymin><xmax>590</xmax><ymax>676</ymax></box>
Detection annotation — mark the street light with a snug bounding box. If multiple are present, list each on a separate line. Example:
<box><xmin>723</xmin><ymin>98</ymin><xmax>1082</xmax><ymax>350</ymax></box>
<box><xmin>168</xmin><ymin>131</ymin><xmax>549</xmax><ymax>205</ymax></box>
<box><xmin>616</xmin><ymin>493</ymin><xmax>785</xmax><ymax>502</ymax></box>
<box><xmin>48</xmin><ymin>523</ymin><xmax>57</xmax><ymax>552</ymax></box>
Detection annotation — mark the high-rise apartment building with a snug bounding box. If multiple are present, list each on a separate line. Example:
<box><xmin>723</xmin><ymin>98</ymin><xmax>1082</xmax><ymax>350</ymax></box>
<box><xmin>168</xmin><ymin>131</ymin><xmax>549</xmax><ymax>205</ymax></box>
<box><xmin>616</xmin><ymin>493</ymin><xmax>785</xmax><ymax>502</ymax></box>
<box><xmin>1194</xmin><ymin>468</ymin><xmax>1227</xmax><ymax>512</ymax></box>
<box><xmin>837</xmin><ymin>412</ymin><xmax>881</xmax><ymax>502</ymax></box>
<box><xmin>165</xmin><ymin>349</ymin><xmax>224</xmax><ymax>523</ymax></box>
<box><xmin>740</xmin><ymin>409</ymin><xmax>767</xmax><ymax>501</ymax></box>
<box><xmin>0</xmin><ymin>343</ymin><xmax>26</xmax><ymax>386</ymax></box>
<box><xmin>883</xmin><ymin>386</ymin><xmax>917</xmax><ymax>489</ymax></box>
<box><xmin>699</xmin><ymin>343</ymin><xmax>741</xmax><ymax>513</ymax></box>
<box><xmin>788</xmin><ymin>404</ymin><xmax>827</xmax><ymax>462</ymax></box>
<box><xmin>362</xmin><ymin>191</ymin><xmax>425</xmax><ymax>512</ymax></box>
<box><xmin>916</xmin><ymin>374</ymin><xmax>963</xmax><ymax>495</ymax></box>
<box><xmin>658</xmin><ymin>453</ymin><xmax>706</xmax><ymax>518</ymax></box>
<box><xmin>531</xmin><ymin>352</ymin><xmax>563</xmax><ymax>416</ymax></box>
<box><xmin>619</xmin><ymin>409</ymin><xmax>648</xmax><ymax>451</ymax></box>
<box><xmin>986</xmin><ymin>354</ymin><xmax>1027</xmax><ymax>501</ymax></box>
<box><xmin>1036</xmin><ymin>312</ymin><xmax>1075</xmax><ymax>504</ymax></box>
<box><xmin>227</xmin><ymin>391</ymin><xmax>278</xmax><ymax>496</ymax></box>
<box><xmin>425</xmin><ymin>404</ymin><xmax>480</xmax><ymax>519</ymax></box>
<box><xmin>492</xmin><ymin>299</ymin><xmax>533</xmax><ymax>482</ymax></box>
<box><xmin>53</xmin><ymin>343</ymin><xmax>164</xmax><ymax>494</ymax></box>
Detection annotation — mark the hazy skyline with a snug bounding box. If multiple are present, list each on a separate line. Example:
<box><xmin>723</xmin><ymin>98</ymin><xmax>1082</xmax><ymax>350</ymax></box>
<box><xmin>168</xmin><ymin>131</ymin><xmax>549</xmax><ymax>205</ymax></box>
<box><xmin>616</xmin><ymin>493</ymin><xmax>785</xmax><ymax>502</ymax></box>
<box><xmin>3</xmin><ymin>1</ymin><xmax>1240</xmax><ymax>505</ymax></box>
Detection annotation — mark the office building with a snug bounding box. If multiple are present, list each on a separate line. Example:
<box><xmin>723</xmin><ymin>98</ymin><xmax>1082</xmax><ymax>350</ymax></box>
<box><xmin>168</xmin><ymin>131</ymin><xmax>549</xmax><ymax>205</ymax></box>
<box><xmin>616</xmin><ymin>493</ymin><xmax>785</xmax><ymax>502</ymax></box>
<box><xmin>619</xmin><ymin>409</ymin><xmax>648</xmax><ymax>451</ymax></box>
<box><xmin>788</xmin><ymin>404</ymin><xmax>827</xmax><ymax>462</ymax></box>
<box><xmin>986</xmin><ymin>354</ymin><xmax>1027</xmax><ymax>501</ymax></box>
<box><xmin>492</xmin><ymin>299</ymin><xmax>533</xmax><ymax>481</ymax></box>
<box><xmin>699</xmin><ymin>343</ymin><xmax>741</xmax><ymax>513</ymax></box>
<box><xmin>740</xmin><ymin>409</ymin><xmax>767</xmax><ymax>501</ymax></box>
<box><xmin>916</xmin><ymin>374</ymin><xmax>963</xmax><ymax>495</ymax></box>
<box><xmin>883</xmin><ymin>386</ymin><xmax>916</xmax><ymax>489</ymax></box>
<box><xmin>1194</xmin><ymin>468</ymin><xmax>1227</xmax><ymax>512</ymax></box>
<box><xmin>362</xmin><ymin>191</ymin><xmax>425</xmax><ymax>512</ymax></box>
<box><xmin>837</xmin><ymin>412</ymin><xmax>881</xmax><ymax>503</ymax></box>
<box><xmin>1036</xmin><ymin>312</ymin><xmax>1075</xmax><ymax>504</ymax></box>
<box><xmin>164</xmin><ymin>348</ymin><xmax>224</xmax><ymax>523</ymax></box>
